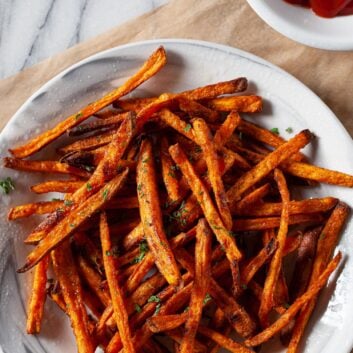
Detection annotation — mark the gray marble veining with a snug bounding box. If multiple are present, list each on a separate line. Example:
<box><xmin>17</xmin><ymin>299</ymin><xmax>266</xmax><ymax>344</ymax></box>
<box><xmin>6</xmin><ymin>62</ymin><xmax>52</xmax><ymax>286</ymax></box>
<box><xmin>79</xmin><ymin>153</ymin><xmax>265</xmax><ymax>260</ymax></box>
<box><xmin>0</xmin><ymin>0</ymin><xmax>168</xmax><ymax>79</ymax></box>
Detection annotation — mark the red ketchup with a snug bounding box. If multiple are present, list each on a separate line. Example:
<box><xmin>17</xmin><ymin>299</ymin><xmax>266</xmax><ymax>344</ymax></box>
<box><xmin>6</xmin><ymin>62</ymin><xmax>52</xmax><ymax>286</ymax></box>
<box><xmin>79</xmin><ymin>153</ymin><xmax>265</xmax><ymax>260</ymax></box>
<box><xmin>284</xmin><ymin>0</ymin><xmax>353</xmax><ymax>17</ymax></box>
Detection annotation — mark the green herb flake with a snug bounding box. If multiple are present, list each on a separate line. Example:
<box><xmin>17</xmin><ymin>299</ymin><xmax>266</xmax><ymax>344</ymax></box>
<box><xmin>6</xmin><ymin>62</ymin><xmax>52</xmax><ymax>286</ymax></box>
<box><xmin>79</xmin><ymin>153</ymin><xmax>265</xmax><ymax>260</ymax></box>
<box><xmin>84</xmin><ymin>165</ymin><xmax>95</xmax><ymax>172</ymax></box>
<box><xmin>283</xmin><ymin>302</ymin><xmax>290</xmax><ymax>309</ymax></box>
<box><xmin>75</xmin><ymin>112</ymin><xmax>83</xmax><ymax>121</ymax></box>
<box><xmin>154</xmin><ymin>303</ymin><xmax>161</xmax><ymax>315</ymax></box>
<box><xmin>69</xmin><ymin>223</ymin><xmax>76</xmax><ymax>228</ymax></box>
<box><xmin>184</xmin><ymin>306</ymin><xmax>190</xmax><ymax>313</ymax></box>
<box><xmin>137</xmin><ymin>184</ymin><xmax>143</xmax><ymax>192</ymax></box>
<box><xmin>241</xmin><ymin>284</ymin><xmax>248</xmax><ymax>290</ymax></box>
<box><xmin>134</xmin><ymin>303</ymin><xmax>142</xmax><ymax>313</ymax></box>
<box><xmin>86</xmin><ymin>182</ymin><xmax>92</xmax><ymax>191</ymax></box>
<box><xmin>184</xmin><ymin>124</ymin><xmax>192</xmax><ymax>132</ymax></box>
<box><xmin>133</xmin><ymin>241</ymin><xmax>149</xmax><ymax>264</ymax></box>
<box><xmin>142</xmin><ymin>157</ymin><xmax>150</xmax><ymax>164</ymax></box>
<box><xmin>105</xmin><ymin>250</ymin><xmax>111</xmax><ymax>257</ymax></box>
<box><xmin>102</xmin><ymin>189</ymin><xmax>109</xmax><ymax>201</ymax></box>
<box><xmin>285</xmin><ymin>127</ymin><xmax>293</xmax><ymax>134</ymax></box>
<box><xmin>203</xmin><ymin>293</ymin><xmax>212</xmax><ymax>305</ymax></box>
<box><xmin>270</xmin><ymin>127</ymin><xmax>280</xmax><ymax>135</ymax></box>
<box><xmin>64</xmin><ymin>200</ymin><xmax>73</xmax><ymax>207</ymax></box>
<box><xmin>167</xmin><ymin>171</ymin><xmax>176</xmax><ymax>179</ymax></box>
<box><xmin>319</xmin><ymin>233</ymin><xmax>326</xmax><ymax>241</ymax></box>
<box><xmin>51</xmin><ymin>198</ymin><xmax>61</xmax><ymax>202</ymax></box>
<box><xmin>194</xmin><ymin>146</ymin><xmax>202</xmax><ymax>153</ymax></box>
<box><xmin>0</xmin><ymin>177</ymin><xmax>15</xmax><ymax>195</ymax></box>
<box><xmin>148</xmin><ymin>295</ymin><xmax>161</xmax><ymax>303</ymax></box>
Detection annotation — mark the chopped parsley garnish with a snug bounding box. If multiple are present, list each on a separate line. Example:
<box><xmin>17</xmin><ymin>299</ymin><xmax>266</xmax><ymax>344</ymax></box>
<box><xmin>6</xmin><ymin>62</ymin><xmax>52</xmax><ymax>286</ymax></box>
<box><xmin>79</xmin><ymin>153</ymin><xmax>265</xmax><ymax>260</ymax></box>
<box><xmin>0</xmin><ymin>177</ymin><xmax>15</xmax><ymax>194</ymax></box>
<box><xmin>135</xmin><ymin>304</ymin><xmax>142</xmax><ymax>313</ymax></box>
<box><xmin>167</xmin><ymin>171</ymin><xmax>176</xmax><ymax>179</ymax></box>
<box><xmin>184</xmin><ymin>124</ymin><xmax>192</xmax><ymax>132</ymax></box>
<box><xmin>75</xmin><ymin>112</ymin><xmax>83</xmax><ymax>120</ymax></box>
<box><xmin>64</xmin><ymin>200</ymin><xmax>73</xmax><ymax>207</ymax></box>
<box><xmin>194</xmin><ymin>146</ymin><xmax>202</xmax><ymax>153</ymax></box>
<box><xmin>142</xmin><ymin>157</ymin><xmax>150</xmax><ymax>164</ymax></box>
<box><xmin>148</xmin><ymin>295</ymin><xmax>161</xmax><ymax>303</ymax></box>
<box><xmin>86</xmin><ymin>182</ymin><xmax>92</xmax><ymax>191</ymax></box>
<box><xmin>102</xmin><ymin>189</ymin><xmax>109</xmax><ymax>201</ymax></box>
<box><xmin>69</xmin><ymin>223</ymin><xmax>76</xmax><ymax>228</ymax></box>
<box><xmin>270</xmin><ymin>127</ymin><xmax>279</xmax><ymax>135</ymax></box>
<box><xmin>203</xmin><ymin>293</ymin><xmax>212</xmax><ymax>305</ymax></box>
<box><xmin>105</xmin><ymin>250</ymin><xmax>111</xmax><ymax>257</ymax></box>
<box><xmin>51</xmin><ymin>198</ymin><xmax>61</xmax><ymax>202</ymax></box>
<box><xmin>84</xmin><ymin>165</ymin><xmax>95</xmax><ymax>172</ymax></box>
<box><xmin>154</xmin><ymin>303</ymin><xmax>161</xmax><ymax>315</ymax></box>
<box><xmin>241</xmin><ymin>284</ymin><xmax>248</xmax><ymax>290</ymax></box>
<box><xmin>133</xmin><ymin>241</ymin><xmax>148</xmax><ymax>264</ymax></box>
<box><xmin>285</xmin><ymin>127</ymin><xmax>293</xmax><ymax>134</ymax></box>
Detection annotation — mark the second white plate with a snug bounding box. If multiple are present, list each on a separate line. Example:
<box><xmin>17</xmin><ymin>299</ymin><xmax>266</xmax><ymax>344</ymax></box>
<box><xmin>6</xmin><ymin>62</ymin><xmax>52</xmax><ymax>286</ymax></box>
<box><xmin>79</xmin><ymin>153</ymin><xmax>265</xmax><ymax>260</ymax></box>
<box><xmin>247</xmin><ymin>0</ymin><xmax>353</xmax><ymax>50</ymax></box>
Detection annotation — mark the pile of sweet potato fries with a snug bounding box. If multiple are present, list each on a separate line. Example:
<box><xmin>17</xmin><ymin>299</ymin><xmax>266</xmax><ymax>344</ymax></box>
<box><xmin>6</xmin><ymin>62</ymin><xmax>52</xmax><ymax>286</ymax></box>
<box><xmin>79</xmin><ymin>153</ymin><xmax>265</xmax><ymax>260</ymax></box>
<box><xmin>4</xmin><ymin>46</ymin><xmax>352</xmax><ymax>353</ymax></box>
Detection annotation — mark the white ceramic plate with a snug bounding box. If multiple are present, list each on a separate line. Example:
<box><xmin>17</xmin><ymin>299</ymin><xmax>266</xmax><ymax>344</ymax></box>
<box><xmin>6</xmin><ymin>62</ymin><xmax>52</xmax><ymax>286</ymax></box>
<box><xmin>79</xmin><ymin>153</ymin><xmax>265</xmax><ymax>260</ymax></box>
<box><xmin>247</xmin><ymin>0</ymin><xmax>353</xmax><ymax>50</ymax></box>
<box><xmin>1</xmin><ymin>39</ymin><xmax>353</xmax><ymax>353</ymax></box>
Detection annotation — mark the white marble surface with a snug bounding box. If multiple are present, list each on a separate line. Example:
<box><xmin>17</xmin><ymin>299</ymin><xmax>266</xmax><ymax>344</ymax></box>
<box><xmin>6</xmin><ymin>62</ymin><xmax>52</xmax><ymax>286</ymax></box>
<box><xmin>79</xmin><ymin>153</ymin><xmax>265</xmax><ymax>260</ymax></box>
<box><xmin>0</xmin><ymin>0</ymin><xmax>168</xmax><ymax>79</ymax></box>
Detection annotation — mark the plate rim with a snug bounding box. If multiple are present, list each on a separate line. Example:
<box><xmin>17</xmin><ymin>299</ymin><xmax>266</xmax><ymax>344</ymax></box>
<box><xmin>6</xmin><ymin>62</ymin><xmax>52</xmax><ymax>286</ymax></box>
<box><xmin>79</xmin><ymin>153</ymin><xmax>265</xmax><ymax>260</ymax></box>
<box><xmin>1</xmin><ymin>38</ymin><xmax>353</xmax><ymax>353</ymax></box>
<box><xmin>246</xmin><ymin>0</ymin><xmax>353</xmax><ymax>51</ymax></box>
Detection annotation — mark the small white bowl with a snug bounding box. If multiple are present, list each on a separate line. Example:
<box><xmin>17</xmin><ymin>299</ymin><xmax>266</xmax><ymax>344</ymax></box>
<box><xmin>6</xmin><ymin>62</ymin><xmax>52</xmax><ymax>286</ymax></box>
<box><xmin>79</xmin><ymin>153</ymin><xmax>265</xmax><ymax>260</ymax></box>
<box><xmin>247</xmin><ymin>0</ymin><xmax>353</xmax><ymax>50</ymax></box>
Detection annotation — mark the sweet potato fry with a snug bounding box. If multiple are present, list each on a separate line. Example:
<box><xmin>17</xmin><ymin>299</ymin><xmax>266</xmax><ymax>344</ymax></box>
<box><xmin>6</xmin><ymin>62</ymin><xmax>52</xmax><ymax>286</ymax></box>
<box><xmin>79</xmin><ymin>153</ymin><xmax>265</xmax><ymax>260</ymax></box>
<box><xmin>10</xmin><ymin>46</ymin><xmax>167</xmax><ymax>158</ymax></box>
<box><xmin>77</xmin><ymin>255</ymin><xmax>111</xmax><ymax>307</ymax></box>
<box><xmin>137</xmin><ymin>139</ymin><xmax>181</xmax><ymax>287</ymax></box>
<box><xmin>179</xmin><ymin>219</ymin><xmax>212</xmax><ymax>353</ymax></box>
<box><xmin>213</xmin><ymin>110</ymin><xmax>241</xmax><ymax>149</ymax></box>
<box><xmin>181</xmin><ymin>77</ymin><xmax>248</xmax><ymax>100</ymax></box>
<box><xmin>258</xmin><ymin>169</ymin><xmax>290</xmax><ymax>327</ymax></box>
<box><xmin>160</xmin><ymin>136</ymin><xmax>182</xmax><ymax>202</ymax></box>
<box><xmin>169</xmin><ymin>143</ymin><xmax>243</xmax><ymax>282</ymax></box>
<box><xmin>3</xmin><ymin>157</ymin><xmax>90</xmax><ymax>178</ymax></box>
<box><xmin>287</xmin><ymin>202</ymin><xmax>349</xmax><ymax>353</ymax></box>
<box><xmin>99</xmin><ymin>212</ymin><xmax>135</xmax><ymax>353</ymax></box>
<box><xmin>232</xmin><ymin>213</ymin><xmax>323</xmax><ymax>231</ymax></box>
<box><xmin>282</xmin><ymin>161</ymin><xmax>353</xmax><ymax>187</ymax></box>
<box><xmin>115</xmin><ymin>97</ymin><xmax>156</xmax><ymax>112</ymax></box>
<box><xmin>58</xmin><ymin>130</ymin><xmax>117</xmax><ymax>154</ymax></box>
<box><xmin>192</xmin><ymin>118</ymin><xmax>232</xmax><ymax>229</ymax></box>
<box><xmin>26</xmin><ymin>256</ymin><xmax>49</xmax><ymax>334</ymax></box>
<box><xmin>245</xmin><ymin>252</ymin><xmax>342</xmax><ymax>347</ymax></box>
<box><xmin>51</xmin><ymin>240</ymin><xmax>94</xmax><ymax>353</ymax></box>
<box><xmin>67</xmin><ymin>113</ymin><xmax>128</xmax><ymax>136</ymax></box>
<box><xmin>8</xmin><ymin>200</ymin><xmax>64</xmax><ymax>220</ymax></box>
<box><xmin>226</xmin><ymin>130</ymin><xmax>312</xmax><ymax>205</ymax></box>
<box><xmin>205</xmin><ymin>95</ymin><xmax>262</xmax><ymax>113</ymax></box>
<box><xmin>289</xmin><ymin>227</ymin><xmax>322</xmax><ymax>301</ymax></box>
<box><xmin>18</xmin><ymin>169</ymin><xmax>128</xmax><ymax>272</ymax></box>
<box><xmin>31</xmin><ymin>180</ymin><xmax>84</xmax><ymax>194</ymax></box>
<box><xmin>233</xmin><ymin>197</ymin><xmax>338</xmax><ymax>217</ymax></box>
<box><xmin>235</xmin><ymin>183</ymin><xmax>271</xmax><ymax>212</ymax></box>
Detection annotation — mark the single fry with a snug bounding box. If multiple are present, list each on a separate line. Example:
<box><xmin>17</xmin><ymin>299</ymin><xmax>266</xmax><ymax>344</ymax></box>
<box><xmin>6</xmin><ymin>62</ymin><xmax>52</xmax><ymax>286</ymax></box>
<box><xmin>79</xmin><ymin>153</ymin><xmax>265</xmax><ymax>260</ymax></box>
<box><xmin>18</xmin><ymin>169</ymin><xmax>128</xmax><ymax>272</ymax></box>
<box><xmin>160</xmin><ymin>136</ymin><xmax>182</xmax><ymax>202</ymax></box>
<box><xmin>3</xmin><ymin>157</ymin><xmax>90</xmax><ymax>178</ymax></box>
<box><xmin>26</xmin><ymin>256</ymin><xmax>49</xmax><ymax>334</ymax></box>
<box><xmin>205</xmin><ymin>95</ymin><xmax>262</xmax><ymax>113</ymax></box>
<box><xmin>58</xmin><ymin>130</ymin><xmax>117</xmax><ymax>154</ymax></box>
<box><xmin>226</xmin><ymin>130</ymin><xmax>312</xmax><ymax>205</ymax></box>
<box><xmin>31</xmin><ymin>180</ymin><xmax>84</xmax><ymax>194</ymax></box>
<box><xmin>245</xmin><ymin>252</ymin><xmax>342</xmax><ymax>347</ymax></box>
<box><xmin>10</xmin><ymin>46</ymin><xmax>167</xmax><ymax>158</ymax></box>
<box><xmin>213</xmin><ymin>110</ymin><xmax>241</xmax><ymax>149</ymax></box>
<box><xmin>233</xmin><ymin>197</ymin><xmax>338</xmax><ymax>217</ymax></box>
<box><xmin>282</xmin><ymin>161</ymin><xmax>353</xmax><ymax>187</ymax></box>
<box><xmin>179</xmin><ymin>219</ymin><xmax>212</xmax><ymax>353</ymax></box>
<box><xmin>51</xmin><ymin>240</ymin><xmax>94</xmax><ymax>353</ymax></box>
<box><xmin>67</xmin><ymin>112</ymin><xmax>128</xmax><ymax>136</ymax></box>
<box><xmin>235</xmin><ymin>183</ymin><xmax>271</xmax><ymax>212</ymax></box>
<box><xmin>8</xmin><ymin>200</ymin><xmax>64</xmax><ymax>220</ymax></box>
<box><xmin>192</xmin><ymin>118</ymin><xmax>232</xmax><ymax>229</ymax></box>
<box><xmin>259</xmin><ymin>169</ymin><xmax>290</xmax><ymax>327</ymax></box>
<box><xmin>99</xmin><ymin>212</ymin><xmax>136</xmax><ymax>353</ymax></box>
<box><xmin>137</xmin><ymin>139</ymin><xmax>181</xmax><ymax>287</ymax></box>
